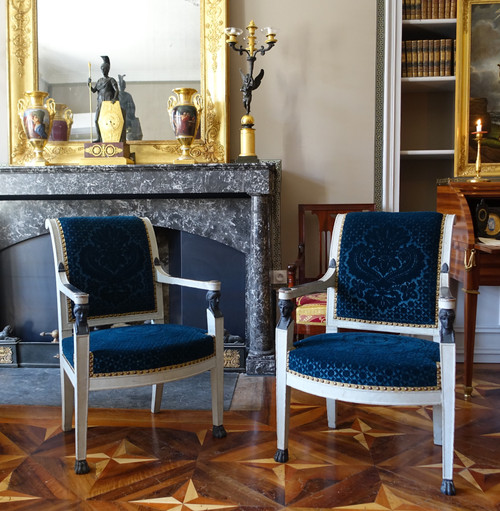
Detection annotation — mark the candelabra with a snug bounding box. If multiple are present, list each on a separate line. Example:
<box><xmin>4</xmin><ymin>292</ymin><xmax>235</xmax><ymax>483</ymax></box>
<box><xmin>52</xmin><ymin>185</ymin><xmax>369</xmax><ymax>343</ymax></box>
<box><xmin>225</xmin><ymin>20</ymin><xmax>277</xmax><ymax>161</ymax></box>
<box><xmin>470</xmin><ymin>119</ymin><xmax>489</xmax><ymax>182</ymax></box>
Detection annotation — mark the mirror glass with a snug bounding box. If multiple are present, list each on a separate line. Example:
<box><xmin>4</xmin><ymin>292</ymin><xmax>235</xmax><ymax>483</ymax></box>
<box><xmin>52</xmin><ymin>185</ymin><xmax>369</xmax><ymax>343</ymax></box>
<box><xmin>7</xmin><ymin>0</ymin><xmax>228</xmax><ymax>165</ymax></box>
<box><xmin>38</xmin><ymin>0</ymin><xmax>200</xmax><ymax>141</ymax></box>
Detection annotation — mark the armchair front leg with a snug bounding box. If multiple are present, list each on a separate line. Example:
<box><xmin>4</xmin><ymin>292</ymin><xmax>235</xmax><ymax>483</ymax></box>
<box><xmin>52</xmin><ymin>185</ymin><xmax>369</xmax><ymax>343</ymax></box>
<box><xmin>206</xmin><ymin>290</ymin><xmax>226</xmax><ymax>439</ymax></box>
<box><xmin>274</xmin><ymin>297</ymin><xmax>295</xmax><ymax>463</ymax></box>
<box><xmin>72</xmin><ymin>302</ymin><xmax>91</xmax><ymax>475</ymax></box>
<box><xmin>438</xmin><ymin>297</ymin><xmax>456</xmax><ymax>496</ymax></box>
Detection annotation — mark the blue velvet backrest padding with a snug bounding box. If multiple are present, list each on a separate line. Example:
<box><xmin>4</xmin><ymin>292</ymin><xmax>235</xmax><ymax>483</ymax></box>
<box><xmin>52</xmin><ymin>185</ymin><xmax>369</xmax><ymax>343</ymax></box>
<box><xmin>335</xmin><ymin>211</ymin><xmax>443</xmax><ymax>327</ymax></box>
<box><xmin>58</xmin><ymin>216</ymin><xmax>157</xmax><ymax>319</ymax></box>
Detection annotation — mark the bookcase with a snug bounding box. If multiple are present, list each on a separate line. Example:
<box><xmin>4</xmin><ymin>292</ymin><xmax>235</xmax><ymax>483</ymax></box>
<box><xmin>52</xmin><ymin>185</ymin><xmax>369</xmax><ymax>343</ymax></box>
<box><xmin>398</xmin><ymin>0</ymin><xmax>456</xmax><ymax>211</ymax></box>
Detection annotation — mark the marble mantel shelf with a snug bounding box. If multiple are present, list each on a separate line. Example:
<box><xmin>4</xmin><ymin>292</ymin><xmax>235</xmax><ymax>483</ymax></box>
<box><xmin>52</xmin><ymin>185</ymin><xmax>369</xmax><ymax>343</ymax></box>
<box><xmin>0</xmin><ymin>163</ymin><xmax>275</xmax><ymax>198</ymax></box>
<box><xmin>0</xmin><ymin>162</ymin><xmax>280</xmax><ymax>374</ymax></box>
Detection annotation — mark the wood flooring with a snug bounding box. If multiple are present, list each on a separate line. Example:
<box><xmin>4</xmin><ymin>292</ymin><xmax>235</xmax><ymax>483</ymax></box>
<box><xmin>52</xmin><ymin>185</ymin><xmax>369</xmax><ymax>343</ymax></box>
<box><xmin>0</xmin><ymin>364</ymin><xmax>499</xmax><ymax>510</ymax></box>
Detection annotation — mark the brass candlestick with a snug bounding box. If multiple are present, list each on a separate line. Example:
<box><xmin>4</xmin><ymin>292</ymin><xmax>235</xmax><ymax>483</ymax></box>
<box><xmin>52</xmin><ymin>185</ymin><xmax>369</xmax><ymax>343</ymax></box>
<box><xmin>470</xmin><ymin>129</ymin><xmax>489</xmax><ymax>182</ymax></box>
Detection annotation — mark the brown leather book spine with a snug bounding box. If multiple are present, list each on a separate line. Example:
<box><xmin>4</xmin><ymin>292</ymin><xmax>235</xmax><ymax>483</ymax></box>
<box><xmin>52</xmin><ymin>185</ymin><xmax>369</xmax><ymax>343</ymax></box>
<box><xmin>422</xmin><ymin>39</ymin><xmax>430</xmax><ymax>77</ymax></box>
<box><xmin>438</xmin><ymin>0</ymin><xmax>445</xmax><ymax>19</ymax></box>
<box><xmin>450</xmin><ymin>0</ymin><xmax>456</xmax><ymax>18</ymax></box>
<box><xmin>411</xmin><ymin>40</ymin><xmax>419</xmax><ymax>77</ymax></box>
<box><xmin>433</xmin><ymin>40</ymin><xmax>440</xmax><ymax>76</ymax></box>
<box><xmin>421</xmin><ymin>0</ymin><xmax>428</xmax><ymax>19</ymax></box>
<box><xmin>431</xmin><ymin>0</ymin><xmax>438</xmax><ymax>19</ymax></box>
<box><xmin>402</xmin><ymin>41</ymin><xmax>408</xmax><ymax>78</ymax></box>
<box><xmin>417</xmin><ymin>40</ymin><xmax>423</xmax><ymax>77</ymax></box>
<box><xmin>444</xmin><ymin>39</ymin><xmax>453</xmax><ymax>76</ymax></box>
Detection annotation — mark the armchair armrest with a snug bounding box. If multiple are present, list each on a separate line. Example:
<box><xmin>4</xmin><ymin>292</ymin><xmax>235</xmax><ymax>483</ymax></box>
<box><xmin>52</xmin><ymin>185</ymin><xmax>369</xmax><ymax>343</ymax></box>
<box><xmin>278</xmin><ymin>262</ymin><xmax>336</xmax><ymax>301</ymax></box>
<box><xmin>55</xmin><ymin>262</ymin><xmax>89</xmax><ymax>335</ymax></box>
<box><xmin>154</xmin><ymin>258</ymin><xmax>220</xmax><ymax>292</ymax></box>
<box><xmin>56</xmin><ymin>262</ymin><xmax>89</xmax><ymax>304</ymax></box>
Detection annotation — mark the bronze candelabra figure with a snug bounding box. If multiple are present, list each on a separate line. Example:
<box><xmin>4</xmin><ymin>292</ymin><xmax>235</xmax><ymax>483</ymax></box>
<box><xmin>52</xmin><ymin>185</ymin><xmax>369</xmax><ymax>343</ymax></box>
<box><xmin>225</xmin><ymin>20</ymin><xmax>277</xmax><ymax>161</ymax></box>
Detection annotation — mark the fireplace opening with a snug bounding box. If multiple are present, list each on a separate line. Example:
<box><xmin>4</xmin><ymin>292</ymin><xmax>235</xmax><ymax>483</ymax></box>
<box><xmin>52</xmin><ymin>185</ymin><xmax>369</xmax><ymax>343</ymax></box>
<box><xmin>0</xmin><ymin>227</ymin><xmax>246</xmax><ymax>368</ymax></box>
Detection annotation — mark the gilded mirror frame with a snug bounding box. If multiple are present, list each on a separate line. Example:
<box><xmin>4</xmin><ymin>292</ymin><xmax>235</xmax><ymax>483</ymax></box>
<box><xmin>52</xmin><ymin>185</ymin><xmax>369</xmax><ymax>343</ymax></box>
<box><xmin>455</xmin><ymin>0</ymin><xmax>500</xmax><ymax>177</ymax></box>
<box><xmin>7</xmin><ymin>0</ymin><xmax>228</xmax><ymax>165</ymax></box>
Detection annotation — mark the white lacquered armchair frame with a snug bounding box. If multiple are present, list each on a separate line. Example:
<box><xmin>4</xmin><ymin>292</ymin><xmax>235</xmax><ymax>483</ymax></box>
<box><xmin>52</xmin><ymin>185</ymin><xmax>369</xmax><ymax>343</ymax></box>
<box><xmin>274</xmin><ymin>213</ymin><xmax>457</xmax><ymax>495</ymax></box>
<box><xmin>45</xmin><ymin>217</ymin><xmax>226</xmax><ymax>474</ymax></box>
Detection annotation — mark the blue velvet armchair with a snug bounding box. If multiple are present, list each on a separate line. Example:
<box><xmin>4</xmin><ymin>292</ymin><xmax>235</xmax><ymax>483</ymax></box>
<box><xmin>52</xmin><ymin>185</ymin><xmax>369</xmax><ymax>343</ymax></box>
<box><xmin>45</xmin><ymin>216</ymin><xmax>226</xmax><ymax>474</ymax></box>
<box><xmin>274</xmin><ymin>211</ymin><xmax>457</xmax><ymax>495</ymax></box>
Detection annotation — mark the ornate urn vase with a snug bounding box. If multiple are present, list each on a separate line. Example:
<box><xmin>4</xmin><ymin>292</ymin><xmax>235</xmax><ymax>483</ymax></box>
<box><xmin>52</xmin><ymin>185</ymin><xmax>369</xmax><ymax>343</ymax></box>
<box><xmin>167</xmin><ymin>87</ymin><xmax>202</xmax><ymax>164</ymax></box>
<box><xmin>49</xmin><ymin>103</ymin><xmax>73</xmax><ymax>142</ymax></box>
<box><xmin>17</xmin><ymin>91</ymin><xmax>56</xmax><ymax>165</ymax></box>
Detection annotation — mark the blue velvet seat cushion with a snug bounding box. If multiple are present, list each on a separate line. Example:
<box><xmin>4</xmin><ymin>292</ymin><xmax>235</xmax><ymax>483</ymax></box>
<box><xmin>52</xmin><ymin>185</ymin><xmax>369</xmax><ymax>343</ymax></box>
<box><xmin>288</xmin><ymin>332</ymin><xmax>440</xmax><ymax>389</ymax></box>
<box><xmin>62</xmin><ymin>324</ymin><xmax>215</xmax><ymax>377</ymax></box>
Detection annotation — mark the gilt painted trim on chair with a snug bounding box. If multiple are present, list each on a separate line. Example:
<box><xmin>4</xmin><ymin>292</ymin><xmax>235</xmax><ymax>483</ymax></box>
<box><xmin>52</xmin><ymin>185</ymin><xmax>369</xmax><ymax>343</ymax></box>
<box><xmin>56</xmin><ymin>217</ymin><xmax>159</xmax><ymax>323</ymax></box>
<box><xmin>61</xmin><ymin>336</ymin><xmax>217</xmax><ymax>378</ymax></box>
<box><xmin>286</xmin><ymin>352</ymin><xmax>442</xmax><ymax>392</ymax></box>
<box><xmin>332</xmin><ymin>214</ymin><xmax>446</xmax><ymax>329</ymax></box>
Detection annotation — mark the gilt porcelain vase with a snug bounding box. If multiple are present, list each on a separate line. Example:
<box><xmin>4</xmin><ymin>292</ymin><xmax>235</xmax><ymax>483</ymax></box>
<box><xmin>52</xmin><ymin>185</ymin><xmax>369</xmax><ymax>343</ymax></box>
<box><xmin>167</xmin><ymin>87</ymin><xmax>202</xmax><ymax>164</ymax></box>
<box><xmin>17</xmin><ymin>90</ymin><xmax>56</xmax><ymax>166</ymax></box>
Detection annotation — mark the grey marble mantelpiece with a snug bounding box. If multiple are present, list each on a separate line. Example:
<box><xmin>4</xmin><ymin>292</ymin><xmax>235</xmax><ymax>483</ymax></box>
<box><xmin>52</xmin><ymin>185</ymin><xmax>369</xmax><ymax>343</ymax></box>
<box><xmin>0</xmin><ymin>162</ymin><xmax>280</xmax><ymax>374</ymax></box>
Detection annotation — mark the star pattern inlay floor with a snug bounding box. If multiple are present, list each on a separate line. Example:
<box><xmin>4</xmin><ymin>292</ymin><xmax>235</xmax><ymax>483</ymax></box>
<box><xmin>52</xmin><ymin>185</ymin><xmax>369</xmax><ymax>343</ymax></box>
<box><xmin>0</xmin><ymin>364</ymin><xmax>499</xmax><ymax>510</ymax></box>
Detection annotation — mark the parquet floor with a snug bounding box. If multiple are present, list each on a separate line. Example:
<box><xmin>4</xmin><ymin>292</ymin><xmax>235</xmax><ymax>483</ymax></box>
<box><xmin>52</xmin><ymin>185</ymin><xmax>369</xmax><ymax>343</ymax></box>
<box><xmin>0</xmin><ymin>364</ymin><xmax>499</xmax><ymax>510</ymax></box>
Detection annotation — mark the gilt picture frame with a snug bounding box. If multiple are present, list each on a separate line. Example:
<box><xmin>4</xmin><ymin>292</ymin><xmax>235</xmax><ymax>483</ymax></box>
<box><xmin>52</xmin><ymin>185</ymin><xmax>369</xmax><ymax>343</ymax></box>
<box><xmin>456</xmin><ymin>0</ymin><xmax>500</xmax><ymax>177</ymax></box>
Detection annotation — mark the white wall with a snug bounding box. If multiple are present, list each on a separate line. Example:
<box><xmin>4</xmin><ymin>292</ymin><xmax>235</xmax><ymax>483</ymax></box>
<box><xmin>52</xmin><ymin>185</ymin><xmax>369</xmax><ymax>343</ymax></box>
<box><xmin>0</xmin><ymin>0</ymin><xmax>377</xmax><ymax>267</ymax></box>
<box><xmin>229</xmin><ymin>0</ymin><xmax>377</xmax><ymax>266</ymax></box>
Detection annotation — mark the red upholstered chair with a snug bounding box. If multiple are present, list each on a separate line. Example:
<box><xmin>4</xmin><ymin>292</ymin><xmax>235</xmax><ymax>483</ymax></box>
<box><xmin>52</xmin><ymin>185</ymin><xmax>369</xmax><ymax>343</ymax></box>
<box><xmin>288</xmin><ymin>204</ymin><xmax>376</xmax><ymax>338</ymax></box>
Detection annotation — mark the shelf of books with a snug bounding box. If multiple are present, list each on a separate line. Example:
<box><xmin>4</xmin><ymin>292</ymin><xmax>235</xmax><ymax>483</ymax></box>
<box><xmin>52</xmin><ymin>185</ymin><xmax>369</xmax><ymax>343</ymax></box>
<box><xmin>402</xmin><ymin>0</ymin><xmax>456</xmax><ymax>21</ymax></box>
<box><xmin>401</xmin><ymin>38</ymin><xmax>455</xmax><ymax>78</ymax></box>
<box><xmin>398</xmin><ymin>1</ymin><xmax>456</xmax><ymax>211</ymax></box>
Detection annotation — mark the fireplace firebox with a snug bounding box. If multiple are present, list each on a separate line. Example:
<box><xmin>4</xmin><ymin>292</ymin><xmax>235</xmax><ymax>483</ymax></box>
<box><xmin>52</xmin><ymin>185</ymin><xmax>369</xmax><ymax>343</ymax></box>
<box><xmin>0</xmin><ymin>162</ymin><xmax>281</xmax><ymax>374</ymax></box>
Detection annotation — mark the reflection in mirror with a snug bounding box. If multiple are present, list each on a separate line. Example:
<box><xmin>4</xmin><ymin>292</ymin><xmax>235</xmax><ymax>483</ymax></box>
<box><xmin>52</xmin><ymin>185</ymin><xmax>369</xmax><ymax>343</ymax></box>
<box><xmin>7</xmin><ymin>0</ymin><xmax>227</xmax><ymax>165</ymax></box>
<box><xmin>37</xmin><ymin>0</ymin><xmax>200</xmax><ymax>142</ymax></box>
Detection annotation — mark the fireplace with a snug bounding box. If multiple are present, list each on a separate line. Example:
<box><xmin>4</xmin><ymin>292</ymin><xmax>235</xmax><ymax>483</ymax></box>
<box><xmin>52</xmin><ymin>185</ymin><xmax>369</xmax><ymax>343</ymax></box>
<box><xmin>0</xmin><ymin>162</ymin><xmax>281</xmax><ymax>374</ymax></box>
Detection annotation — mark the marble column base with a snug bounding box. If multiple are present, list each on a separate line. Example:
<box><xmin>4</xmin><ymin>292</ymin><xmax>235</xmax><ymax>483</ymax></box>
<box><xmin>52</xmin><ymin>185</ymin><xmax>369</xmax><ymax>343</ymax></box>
<box><xmin>246</xmin><ymin>353</ymin><xmax>276</xmax><ymax>375</ymax></box>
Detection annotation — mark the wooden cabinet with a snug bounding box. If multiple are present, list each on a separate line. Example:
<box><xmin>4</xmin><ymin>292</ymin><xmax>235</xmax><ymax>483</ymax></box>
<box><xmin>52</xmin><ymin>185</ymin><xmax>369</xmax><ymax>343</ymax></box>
<box><xmin>437</xmin><ymin>180</ymin><xmax>500</xmax><ymax>396</ymax></box>
<box><xmin>396</xmin><ymin>5</ymin><xmax>457</xmax><ymax>211</ymax></box>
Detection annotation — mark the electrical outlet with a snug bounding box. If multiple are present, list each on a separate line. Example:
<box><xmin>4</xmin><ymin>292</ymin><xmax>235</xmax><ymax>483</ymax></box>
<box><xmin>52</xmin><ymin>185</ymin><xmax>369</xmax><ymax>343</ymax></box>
<box><xmin>271</xmin><ymin>269</ymin><xmax>288</xmax><ymax>285</ymax></box>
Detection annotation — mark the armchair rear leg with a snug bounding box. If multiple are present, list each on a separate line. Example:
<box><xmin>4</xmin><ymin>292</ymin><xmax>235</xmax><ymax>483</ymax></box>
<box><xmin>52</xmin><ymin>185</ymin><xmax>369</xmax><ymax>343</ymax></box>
<box><xmin>210</xmin><ymin>366</ymin><xmax>226</xmax><ymax>438</ymax></box>
<box><xmin>326</xmin><ymin>398</ymin><xmax>337</xmax><ymax>428</ymax></box>
<box><xmin>61</xmin><ymin>368</ymin><xmax>74</xmax><ymax>432</ymax></box>
<box><xmin>151</xmin><ymin>383</ymin><xmax>164</xmax><ymax>413</ymax></box>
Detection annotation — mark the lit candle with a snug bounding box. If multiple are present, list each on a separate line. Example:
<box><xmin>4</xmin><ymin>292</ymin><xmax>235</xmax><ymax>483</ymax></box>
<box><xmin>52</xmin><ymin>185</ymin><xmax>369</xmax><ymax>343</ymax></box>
<box><xmin>476</xmin><ymin>119</ymin><xmax>482</xmax><ymax>132</ymax></box>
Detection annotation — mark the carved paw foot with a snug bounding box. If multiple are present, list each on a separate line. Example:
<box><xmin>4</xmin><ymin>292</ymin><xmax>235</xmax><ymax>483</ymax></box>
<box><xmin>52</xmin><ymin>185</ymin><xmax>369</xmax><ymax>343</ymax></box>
<box><xmin>440</xmin><ymin>479</ymin><xmax>456</xmax><ymax>496</ymax></box>
<box><xmin>274</xmin><ymin>448</ymin><xmax>289</xmax><ymax>463</ymax></box>
<box><xmin>212</xmin><ymin>424</ymin><xmax>227</xmax><ymax>438</ymax></box>
<box><xmin>74</xmin><ymin>459</ymin><xmax>90</xmax><ymax>474</ymax></box>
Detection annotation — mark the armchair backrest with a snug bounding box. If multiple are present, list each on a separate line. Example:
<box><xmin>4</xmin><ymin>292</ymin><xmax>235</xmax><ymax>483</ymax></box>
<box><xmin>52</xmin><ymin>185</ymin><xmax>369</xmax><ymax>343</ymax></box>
<box><xmin>46</xmin><ymin>216</ymin><xmax>165</xmax><ymax>337</ymax></box>
<box><xmin>328</xmin><ymin>211</ymin><xmax>453</xmax><ymax>336</ymax></box>
<box><xmin>298</xmin><ymin>203</ymin><xmax>376</xmax><ymax>283</ymax></box>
